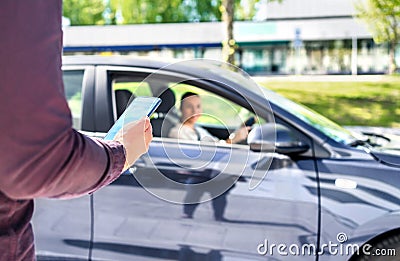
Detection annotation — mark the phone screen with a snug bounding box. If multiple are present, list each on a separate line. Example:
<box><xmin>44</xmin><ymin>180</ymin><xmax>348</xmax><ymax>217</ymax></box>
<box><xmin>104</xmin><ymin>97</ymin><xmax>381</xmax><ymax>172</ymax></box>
<box><xmin>104</xmin><ymin>96</ymin><xmax>162</xmax><ymax>140</ymax></box>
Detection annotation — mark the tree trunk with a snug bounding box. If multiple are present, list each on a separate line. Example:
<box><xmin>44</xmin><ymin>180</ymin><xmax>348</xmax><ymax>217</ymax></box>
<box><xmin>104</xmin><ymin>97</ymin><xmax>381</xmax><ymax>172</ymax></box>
<box><xmin>388</xmin><ymin>41</ymin><xmax>397</xmax><ymax>74</ymax></box>
<box><xmin>221</xmin><ymin>0</ymin><xmax>235</xmax><ymax>64</ymax></box>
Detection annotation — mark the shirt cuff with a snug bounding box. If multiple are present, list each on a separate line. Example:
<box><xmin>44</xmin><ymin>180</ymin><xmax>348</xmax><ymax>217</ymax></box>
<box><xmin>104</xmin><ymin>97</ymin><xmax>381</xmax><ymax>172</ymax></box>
<box><xmin>88</xmin><ymin>140</ymin><xmax>126</xmax><ymax>194</ymax></box>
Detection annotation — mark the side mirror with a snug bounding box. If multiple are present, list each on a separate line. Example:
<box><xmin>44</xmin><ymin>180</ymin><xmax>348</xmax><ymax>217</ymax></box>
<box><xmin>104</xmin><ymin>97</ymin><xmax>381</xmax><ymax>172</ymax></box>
<box><xmin>247</xmin><ymin>123</ymin><xmax>310</xmax><ymax>155</ymax></box>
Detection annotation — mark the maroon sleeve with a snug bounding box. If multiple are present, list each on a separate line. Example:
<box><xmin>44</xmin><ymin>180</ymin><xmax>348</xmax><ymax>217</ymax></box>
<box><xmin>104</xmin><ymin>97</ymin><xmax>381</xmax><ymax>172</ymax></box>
<box><xmin>0</xmin><ymin>0</ymin><xmax>126</xmax><ymax>199</ymax></box>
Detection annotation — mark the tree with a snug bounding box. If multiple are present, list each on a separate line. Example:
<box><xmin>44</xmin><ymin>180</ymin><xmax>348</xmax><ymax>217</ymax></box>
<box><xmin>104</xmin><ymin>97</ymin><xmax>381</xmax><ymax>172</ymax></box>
<box><xmin>108</xmin><ymin>0</ymin><xmax>260</xmax><ymax>64</ymax></box>
<box><xmin>355</xmin><ymin>0</ymin><xmax>400</xmax><ymax>74</ymax></box>
<box><xmin>221</xmin><ymin>0</ymin><xmax>283</xmax><ymax>65</ymax></box>
<box><xmin>63</xmin><ymin>0</ymin><xmax>279</xmax><ymax>64</ymax></box>
<box><xmin>221</xmin><ymin>0</ymin><xmax>235</xmax><ymax>64</ymax></box>
<box><xmin>63</xmin><ymin>0</ymin><xmax>106</xmax><ymax>25</ymax></box>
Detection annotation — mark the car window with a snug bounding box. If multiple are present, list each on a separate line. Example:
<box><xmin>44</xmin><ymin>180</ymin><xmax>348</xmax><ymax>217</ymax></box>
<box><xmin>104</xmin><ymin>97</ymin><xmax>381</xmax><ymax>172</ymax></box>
<box><xmin>109</xmin><ymin>71</ymin><xmax>264</xmax><ymax>141</ymax></box>
<box><xmin>113</xmin><ymin>79</ymin><xmax>152</xmax><ymax>97</ymax></box>
<box><xmin>112</xmin><ymin>78</ymin><xmax>153</xmax><ymax>118</ymax></box>
<box><xmin>63</xmin><ymin>70</ymin><xmax>84</xmax><ymax>129</ymax></box>
<box><xmin>171</xmin><ymin>83</ymin><xmax>259</xmax><ymax>129</ymax></box>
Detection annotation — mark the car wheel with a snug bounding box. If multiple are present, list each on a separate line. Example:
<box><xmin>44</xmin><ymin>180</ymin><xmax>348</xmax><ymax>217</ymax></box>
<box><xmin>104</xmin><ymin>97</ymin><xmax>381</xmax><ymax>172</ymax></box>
<box><xmin>350</xmin><ymin>233</ymin><xmax>400</xmax><ymax>261</ymax></box>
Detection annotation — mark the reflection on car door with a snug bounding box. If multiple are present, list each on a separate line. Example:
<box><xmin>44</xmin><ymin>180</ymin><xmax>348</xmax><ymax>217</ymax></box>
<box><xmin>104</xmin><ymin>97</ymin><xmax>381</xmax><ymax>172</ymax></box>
<box><xmin>91</xmin><ymin>135</ymin><xmax>320</xmax><ymax>260</ymax></box>
<box><xmin>33</xmin><ymin>67</ymin><xmax>96</xmax><ymax>260</ymax></box>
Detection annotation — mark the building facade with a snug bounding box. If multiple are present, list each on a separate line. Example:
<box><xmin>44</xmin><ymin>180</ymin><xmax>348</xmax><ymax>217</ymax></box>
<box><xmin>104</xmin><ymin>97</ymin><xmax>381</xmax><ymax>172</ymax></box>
<box><xmin>63</xmin><ymin>0</ymin><xmax>399</xmax><ymax>75</ymax></box>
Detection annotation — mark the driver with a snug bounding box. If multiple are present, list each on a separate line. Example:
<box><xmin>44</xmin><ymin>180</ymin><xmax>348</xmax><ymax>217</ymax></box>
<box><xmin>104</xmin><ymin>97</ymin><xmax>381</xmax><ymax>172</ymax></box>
<box><xmin>168</xmin><ymin>92</ymin><xmax>250</xmax><ymax>143</ymax></box>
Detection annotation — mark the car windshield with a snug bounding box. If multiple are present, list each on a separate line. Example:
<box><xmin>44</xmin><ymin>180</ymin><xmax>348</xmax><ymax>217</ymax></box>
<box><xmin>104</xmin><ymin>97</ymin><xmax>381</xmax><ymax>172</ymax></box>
<box><xmin>259</xmin><ymin>88</ymin><xmax>357</xmax><ymax>144</ymax></box>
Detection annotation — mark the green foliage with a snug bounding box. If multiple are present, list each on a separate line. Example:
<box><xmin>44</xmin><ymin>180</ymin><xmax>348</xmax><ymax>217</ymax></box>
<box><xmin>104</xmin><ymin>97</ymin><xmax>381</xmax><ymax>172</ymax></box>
<box><xmin>63</xmin><ymin>0</ymin><xmax>269</xmax><ymax>25</ymax></box>
<box><xmin>235</xmin><ymin>0</ymin><xmax>259</xmax><ymax>20</ymax></box>
<box><xmin>236</xmin><ymin>0</ymin><xmax>282</xmax><ymax>21</ymax></box>
<box><xmin>107</xmin><ymin>0</ymin><xmax>221</xmax><ymax>24</ymax></box>
<box><xmin>257</xmin><ymin>78</ymin><xmax>400</xmax><ymax>127</ymax></box>
<box><xmin>63</xmin><ymin>0</ymin><xmax>106</xmax><ymax>25</ymax></box>
<box><xmin>355</xmin><ymin>0</ymin><xmax>400</xmax><ymax>44</ymax></box>
<box><xmin>355</xmin><ymin>0</ymin><xmax>400</xmax><ymax>73</ymax></box>
<box><xmin>110</xmin><ymin>0</ymin><xmax>185</xmax><ymax>23</ymax></box>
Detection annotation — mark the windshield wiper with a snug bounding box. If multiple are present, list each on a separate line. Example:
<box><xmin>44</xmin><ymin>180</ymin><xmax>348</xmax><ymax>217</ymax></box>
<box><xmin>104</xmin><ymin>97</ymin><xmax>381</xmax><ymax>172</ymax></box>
<box><xmin>361</xmin><ymin>132</ymin><xmax>391</xmax><ymax>142</ymax></box>
<box><xmin>349</xmin><ymin>139</ymin><xmax>400</xmax><ymax>168</ymax></box>
<box><xmin>348</xmin><ymin>139</ymin><xmax>369</xmax><ymax>147</ymax></box>
<box><xmin>348</xmin><ymin>130</ymin><xmax>392</xmax><ymax>148</ymax></box>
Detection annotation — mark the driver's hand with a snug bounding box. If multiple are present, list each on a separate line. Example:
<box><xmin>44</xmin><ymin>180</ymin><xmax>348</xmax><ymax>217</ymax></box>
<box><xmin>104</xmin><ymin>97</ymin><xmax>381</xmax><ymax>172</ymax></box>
<box><xmin>229</xmin><ymin>126</ymin><xmax>251</xmax><ymax>144</ymax></box>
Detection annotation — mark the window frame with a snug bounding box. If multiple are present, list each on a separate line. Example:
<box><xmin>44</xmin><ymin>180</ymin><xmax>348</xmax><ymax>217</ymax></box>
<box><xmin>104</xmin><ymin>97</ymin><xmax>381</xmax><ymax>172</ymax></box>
<box><xmin>62</xmin><ymin>65</ymin><xmax>95</xmax><ymax>131</ymax></box>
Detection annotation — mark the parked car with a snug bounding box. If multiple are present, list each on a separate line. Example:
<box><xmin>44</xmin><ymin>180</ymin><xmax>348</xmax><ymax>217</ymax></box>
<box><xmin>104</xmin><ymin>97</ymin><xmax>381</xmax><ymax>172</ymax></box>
<box><xmin>33</xmin><ymin>55</ymin><xmax>400</xmax><ymax>261</ymax></box>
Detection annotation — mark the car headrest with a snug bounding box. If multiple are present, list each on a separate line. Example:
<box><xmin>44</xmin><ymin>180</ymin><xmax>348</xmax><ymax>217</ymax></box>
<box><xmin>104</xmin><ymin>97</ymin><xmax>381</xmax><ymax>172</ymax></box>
<box><xmin>156</xmin><ymin>89</ymin><xmax>175</xmax><ymax>114</ymax></box>
<box><xmin>115</xmin><ymin>89</ymin><xmax>134</xmax><ymax>118</ymax></box>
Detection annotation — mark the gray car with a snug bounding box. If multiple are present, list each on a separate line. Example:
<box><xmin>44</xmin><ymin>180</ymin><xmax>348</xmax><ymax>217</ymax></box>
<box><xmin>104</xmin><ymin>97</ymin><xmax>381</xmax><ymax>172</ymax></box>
<box><xmin>33</xmin><ymin>56</ymin><xmax>400</xmax><ymax>261</ymax></box>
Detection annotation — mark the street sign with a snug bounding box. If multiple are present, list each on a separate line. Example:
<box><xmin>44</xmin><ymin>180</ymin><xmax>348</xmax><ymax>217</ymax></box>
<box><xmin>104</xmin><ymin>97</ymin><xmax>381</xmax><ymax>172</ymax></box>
<box><xmin>294</xmin><ymin>27</ymin><xmax>302</xmax><ymax>48</ymax></box>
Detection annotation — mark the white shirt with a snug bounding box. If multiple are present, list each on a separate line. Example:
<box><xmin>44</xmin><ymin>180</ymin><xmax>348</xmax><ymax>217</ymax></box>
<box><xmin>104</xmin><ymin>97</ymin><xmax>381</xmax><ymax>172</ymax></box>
<box><xmin>168</xmin><ymin>124</ymin><xmax>218</xmax><ymax>142</ymax></box>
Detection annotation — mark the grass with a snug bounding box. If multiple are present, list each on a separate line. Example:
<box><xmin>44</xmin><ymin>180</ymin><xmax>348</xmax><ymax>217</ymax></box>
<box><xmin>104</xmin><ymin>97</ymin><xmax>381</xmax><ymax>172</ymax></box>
<box><xmin>256</xmin><ymin>77</ymin><xmax>400</xmax><ymax>128</ymax></box>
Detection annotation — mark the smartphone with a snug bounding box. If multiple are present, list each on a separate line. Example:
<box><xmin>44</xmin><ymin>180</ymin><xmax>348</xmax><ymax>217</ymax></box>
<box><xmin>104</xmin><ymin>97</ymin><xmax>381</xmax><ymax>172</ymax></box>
<box><xmin>104</xmin><ymin>96</ymin><xmax>162</xmax><ymax>140</ymax></box>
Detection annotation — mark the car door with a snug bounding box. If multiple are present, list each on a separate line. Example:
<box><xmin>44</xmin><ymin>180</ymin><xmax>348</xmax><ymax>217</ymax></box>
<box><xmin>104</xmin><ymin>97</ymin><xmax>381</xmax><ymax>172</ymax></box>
<box><xmin>32</xmin><ymin>66</ymin><xmax>96</xmax><ymax>260</ymax></box>
<box><xmin>90</xmin><ymin>66</ymin><xmax>321</xmax><ymax>260</ymax></box>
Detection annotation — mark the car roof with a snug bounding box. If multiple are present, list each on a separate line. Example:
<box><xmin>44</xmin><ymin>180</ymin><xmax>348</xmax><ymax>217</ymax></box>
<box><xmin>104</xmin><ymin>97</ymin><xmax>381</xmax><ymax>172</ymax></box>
<box><xmin>62</xmin><ymin>55</ymin><xmax>261</xmax><ymax>95</ymax></box>
<box><xmin>63</xmin><ymin>55</ymin><xmax>174</xmax><ymax>70</ymax></box>
<box><xmin>62</xmin><ymin>55</ymin><xmax>237</xmax><ymax>82</ymax></box>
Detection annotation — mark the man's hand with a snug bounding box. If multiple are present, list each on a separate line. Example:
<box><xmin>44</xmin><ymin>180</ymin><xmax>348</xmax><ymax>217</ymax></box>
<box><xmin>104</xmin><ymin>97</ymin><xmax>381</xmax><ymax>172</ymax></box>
<box><xmin>115</xmin><ymin>117</ymin><xmax>153</xmax><ymax>171</ymax></box>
